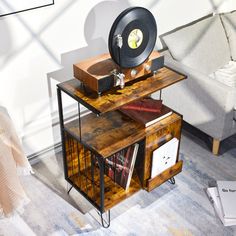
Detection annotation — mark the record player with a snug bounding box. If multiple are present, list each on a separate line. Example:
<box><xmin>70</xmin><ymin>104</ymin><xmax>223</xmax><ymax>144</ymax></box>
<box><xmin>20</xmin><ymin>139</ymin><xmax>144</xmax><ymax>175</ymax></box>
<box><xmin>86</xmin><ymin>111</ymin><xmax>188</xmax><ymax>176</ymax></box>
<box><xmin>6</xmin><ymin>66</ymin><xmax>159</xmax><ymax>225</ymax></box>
<box><xmin>73</xmin><ymin>7</ymin><xmax>164</xmax><ymax>95</ymax></box>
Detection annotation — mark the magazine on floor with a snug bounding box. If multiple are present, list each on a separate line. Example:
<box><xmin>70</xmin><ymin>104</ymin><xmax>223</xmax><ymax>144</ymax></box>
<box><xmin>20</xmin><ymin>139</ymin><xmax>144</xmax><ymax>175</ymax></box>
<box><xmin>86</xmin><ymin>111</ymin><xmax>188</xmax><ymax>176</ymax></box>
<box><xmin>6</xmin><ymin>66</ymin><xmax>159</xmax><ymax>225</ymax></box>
<box><xmin>206</xmin><ymin>187</ymin><xmax>236</xmax><ymax>226</ymax></box>
<box><xmin>216</xmin><ymin>181</ymin><xmax>236</xmax><ymax>219</ymax></box>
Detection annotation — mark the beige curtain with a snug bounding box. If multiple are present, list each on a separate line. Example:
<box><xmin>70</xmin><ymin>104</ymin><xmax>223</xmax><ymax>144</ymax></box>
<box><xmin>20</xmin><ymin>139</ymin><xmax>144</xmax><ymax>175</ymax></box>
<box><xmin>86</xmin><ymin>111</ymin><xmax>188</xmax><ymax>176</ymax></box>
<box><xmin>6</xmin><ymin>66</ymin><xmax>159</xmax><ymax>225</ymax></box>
<box><xmin>0</xmin><ymin>107</ymin><xmax>32</xmax><ymax>217</ymax></box>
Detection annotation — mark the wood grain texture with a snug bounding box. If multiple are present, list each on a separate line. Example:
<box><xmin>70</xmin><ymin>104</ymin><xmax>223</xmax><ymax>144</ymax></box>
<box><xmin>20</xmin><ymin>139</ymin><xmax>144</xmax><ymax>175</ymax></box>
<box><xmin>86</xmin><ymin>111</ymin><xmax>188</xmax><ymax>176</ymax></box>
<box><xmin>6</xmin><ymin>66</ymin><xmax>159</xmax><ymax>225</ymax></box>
<box><xmin>65</xmin><ymin>110</ymin><xmax>182</xmax><ymax>158</ymax></box>
<box><xmin>59</xmin><ymin>66</ymin><xmax>185</xmax><ymax>212</ymax></box>
<box><xmin>147</xmin><ymin>160</ymin><xmax>183</xmax><ymax>192</ymax></box>
<box><xmin>69</xmin><ymin>167</ymin><xmax>141</xmax><ymax>212</ymax></box>
<box><xmin>65</xmin><ymin>133</ymin><xmax>142</xmax><ymax>212</ymax></box>
<box><xmin>65</xmin><ymin>136</ymin><xmax>92</xmax><ymax>178</ymax></box>
<box><xmin>143</xmin><ymin>117</ymin><xmax>182</xmax><ymax>185</ymax></box>
<box><xmin>58</xmin><ymin>66</ymin><xmax>186</xmax><ymax>114</ymax></box>
<box><xmin>73</xmin><ymin>51</ymin><xmax>161</xmax><ymax>92</ymax></box>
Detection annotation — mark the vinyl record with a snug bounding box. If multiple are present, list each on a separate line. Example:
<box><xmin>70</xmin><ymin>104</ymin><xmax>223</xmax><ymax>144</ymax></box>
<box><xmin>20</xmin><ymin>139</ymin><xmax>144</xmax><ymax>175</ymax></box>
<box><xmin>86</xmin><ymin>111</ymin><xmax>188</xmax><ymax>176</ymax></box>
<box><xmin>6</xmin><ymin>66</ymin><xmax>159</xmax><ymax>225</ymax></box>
<box><xmin>108</xmin><ymin>7</ymin><xmax>157</xmax><ymax>68</ymax></box>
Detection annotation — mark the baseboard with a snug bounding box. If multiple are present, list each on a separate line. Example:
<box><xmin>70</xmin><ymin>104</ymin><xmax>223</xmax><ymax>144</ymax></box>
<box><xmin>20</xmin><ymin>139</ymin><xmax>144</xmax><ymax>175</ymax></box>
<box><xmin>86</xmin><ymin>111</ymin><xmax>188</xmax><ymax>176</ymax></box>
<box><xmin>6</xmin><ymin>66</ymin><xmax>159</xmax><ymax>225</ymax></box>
<box><xmin>22</xmin><ymin>103</ymin><xmax>91</xmax><ymax>158</ymax></box>
<box><xmin>28</xmin><ymin>142</ymin><xmax>62</xmax><ymax>165</ymax></box>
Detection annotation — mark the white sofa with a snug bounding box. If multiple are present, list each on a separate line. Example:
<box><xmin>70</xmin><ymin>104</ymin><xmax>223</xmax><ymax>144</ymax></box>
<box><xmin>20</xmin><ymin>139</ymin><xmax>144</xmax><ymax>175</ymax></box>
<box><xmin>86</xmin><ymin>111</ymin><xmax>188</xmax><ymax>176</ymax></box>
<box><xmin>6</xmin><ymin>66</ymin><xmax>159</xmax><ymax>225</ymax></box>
<box><xmin>157</xmin><ymin>11</ymin><xmax>236</xmax><ymax>155</ymax></box>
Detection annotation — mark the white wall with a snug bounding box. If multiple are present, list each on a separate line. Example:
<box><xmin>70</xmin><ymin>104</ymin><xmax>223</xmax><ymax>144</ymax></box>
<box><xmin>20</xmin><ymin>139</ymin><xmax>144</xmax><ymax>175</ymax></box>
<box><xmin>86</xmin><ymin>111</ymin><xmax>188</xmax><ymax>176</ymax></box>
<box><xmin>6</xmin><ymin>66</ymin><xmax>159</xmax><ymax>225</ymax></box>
<box><xmin>0</xmin><ymin>0</ymin><xmax>235</xmax><ymax>156</ymax></box>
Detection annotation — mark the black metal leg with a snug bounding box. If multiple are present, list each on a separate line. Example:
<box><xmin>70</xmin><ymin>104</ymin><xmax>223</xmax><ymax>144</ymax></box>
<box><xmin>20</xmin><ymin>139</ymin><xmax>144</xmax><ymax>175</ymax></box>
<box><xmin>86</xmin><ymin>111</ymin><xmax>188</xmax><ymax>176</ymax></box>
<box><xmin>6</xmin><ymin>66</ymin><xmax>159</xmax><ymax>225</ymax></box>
<box><xmin>168</xmin><ymin>177</ymin><xmax>175</xmax><ymax>185</ymax></box>
<box><xmin>57</xmin><ymin>88</ymin><xmax>68</xmax><ymax>179</ymax></box>
<box><xmin>67</xmin><ymin>185</ymin><xmax>73</xmax><ymax>194</ymax></box>
<box><xmin>96</xmin><ymin>157</ymin><xmax>105</xmax><ymax>214</ymax></box>
<box><xmin>78</xmin><ymin>103</ymin><xmax>82</xmax><ymax>142</ymax></box>
<box><xmin>97</xmin><ymin>210</ymin><xmax>110</xmax><ymax>228</ymax></box>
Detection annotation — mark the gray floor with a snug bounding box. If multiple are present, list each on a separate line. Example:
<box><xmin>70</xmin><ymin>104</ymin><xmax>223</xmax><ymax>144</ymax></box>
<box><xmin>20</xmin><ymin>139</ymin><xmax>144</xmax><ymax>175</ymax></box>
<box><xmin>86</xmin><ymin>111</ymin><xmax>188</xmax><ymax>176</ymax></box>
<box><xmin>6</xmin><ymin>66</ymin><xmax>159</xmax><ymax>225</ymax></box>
<box><xmin>32</xmin><ymin>123</ymin><xmax>236</xmax><ymax>235</ymax></box>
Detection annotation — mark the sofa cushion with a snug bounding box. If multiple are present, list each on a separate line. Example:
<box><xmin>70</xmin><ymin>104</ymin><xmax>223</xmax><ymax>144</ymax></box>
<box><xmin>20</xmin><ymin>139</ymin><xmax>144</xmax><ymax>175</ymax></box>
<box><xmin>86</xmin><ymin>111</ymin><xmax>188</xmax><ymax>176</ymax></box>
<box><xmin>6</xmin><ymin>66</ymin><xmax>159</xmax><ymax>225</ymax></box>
<box><xmin>162</xmin><ymin>15</ymin><xmax>231</xmax><ymax>75</ymax></box>
<box><xmin>221</xmin><ymin>11</ymin><xmax>236</xmax><ymax>61</ymax></box>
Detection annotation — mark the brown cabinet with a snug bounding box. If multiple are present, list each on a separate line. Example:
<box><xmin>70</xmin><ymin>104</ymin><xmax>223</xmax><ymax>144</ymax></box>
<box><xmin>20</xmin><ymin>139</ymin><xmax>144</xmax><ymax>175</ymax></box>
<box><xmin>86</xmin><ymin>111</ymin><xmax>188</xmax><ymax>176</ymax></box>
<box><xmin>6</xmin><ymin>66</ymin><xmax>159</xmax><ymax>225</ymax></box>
<box><xmin>57</xmin><ymin>66</ymin><xmax>186</xmax><ymax>227</ymax></box>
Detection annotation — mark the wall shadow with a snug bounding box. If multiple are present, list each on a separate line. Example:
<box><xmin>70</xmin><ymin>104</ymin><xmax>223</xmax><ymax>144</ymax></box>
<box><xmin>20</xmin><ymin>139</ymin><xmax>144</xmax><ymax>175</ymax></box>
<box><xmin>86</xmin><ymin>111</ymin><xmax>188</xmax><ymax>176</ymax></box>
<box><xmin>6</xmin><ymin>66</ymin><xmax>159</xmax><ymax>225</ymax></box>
<box><xmin>46</xmin><ymin>0</ymin><xmax>131</xmax><ymax>166</ymax></box>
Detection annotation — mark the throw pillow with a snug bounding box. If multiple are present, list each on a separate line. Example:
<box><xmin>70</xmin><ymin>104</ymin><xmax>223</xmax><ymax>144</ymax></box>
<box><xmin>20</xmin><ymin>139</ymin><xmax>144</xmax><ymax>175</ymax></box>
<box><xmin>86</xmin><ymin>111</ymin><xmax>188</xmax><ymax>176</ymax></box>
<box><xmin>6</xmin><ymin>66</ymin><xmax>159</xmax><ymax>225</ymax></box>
<box><xmin>221</xmin><ymin>11</ymin><xmax>236</xmax><ymax>61</ymax></box>
<box><xmin>162</xmin><ymin>15</ymin><xmax>231</xmax><ymax>75</ymax></box>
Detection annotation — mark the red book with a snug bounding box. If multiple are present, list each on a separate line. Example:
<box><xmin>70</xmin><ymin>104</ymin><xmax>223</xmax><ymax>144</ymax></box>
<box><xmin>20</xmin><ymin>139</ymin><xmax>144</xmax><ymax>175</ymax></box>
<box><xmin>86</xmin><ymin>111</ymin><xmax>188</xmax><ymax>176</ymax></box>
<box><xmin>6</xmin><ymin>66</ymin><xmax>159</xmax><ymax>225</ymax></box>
<box><xmin>120</xmin><ymin>103</ymin><xmax>173</xmax><ymax>127</ymax></box>
<box><xmin>121</xmin><ymin>98</ymin><xmax>163</xmax><ymax>113</ymax></box>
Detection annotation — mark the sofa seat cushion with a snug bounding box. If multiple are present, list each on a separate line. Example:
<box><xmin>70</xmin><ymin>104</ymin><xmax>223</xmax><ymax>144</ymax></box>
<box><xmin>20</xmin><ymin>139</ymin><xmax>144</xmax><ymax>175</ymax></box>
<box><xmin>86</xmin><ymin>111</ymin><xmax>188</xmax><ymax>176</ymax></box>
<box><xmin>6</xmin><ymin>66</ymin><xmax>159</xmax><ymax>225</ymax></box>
<box><xmin>221</xmin><ymin>11</ymin><xmax>236</xmax><ymax>61</ymax></box>
<box><xmin>162</xmin><ymin>15</ymin><xmax>231</xmax><ymax>75</ymax></box>
<box><xmin>209</xmin><ymin>61</ymin><xmax>236</xmax><ymax>120</ymax></box>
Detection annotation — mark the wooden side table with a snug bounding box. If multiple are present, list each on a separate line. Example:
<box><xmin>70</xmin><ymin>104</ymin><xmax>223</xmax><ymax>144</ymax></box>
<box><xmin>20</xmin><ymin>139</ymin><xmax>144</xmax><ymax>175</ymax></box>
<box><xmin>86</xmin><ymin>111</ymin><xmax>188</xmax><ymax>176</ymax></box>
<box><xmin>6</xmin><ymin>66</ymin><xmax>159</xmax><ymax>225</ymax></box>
<box><xmin>57</xmin><ymin>66</ymin><xmax>186</xmax><ymax>227</ymax></box>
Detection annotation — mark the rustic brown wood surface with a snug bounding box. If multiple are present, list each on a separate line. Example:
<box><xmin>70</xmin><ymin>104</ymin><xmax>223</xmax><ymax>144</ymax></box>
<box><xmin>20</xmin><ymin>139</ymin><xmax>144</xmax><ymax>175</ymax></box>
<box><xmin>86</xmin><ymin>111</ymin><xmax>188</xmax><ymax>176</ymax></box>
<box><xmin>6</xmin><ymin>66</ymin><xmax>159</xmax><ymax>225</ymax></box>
<box><xmin>143</xmin><ymin>117</ymin><xmax>182</xmax><ymax>185</ymax></box>
<box><xmin>147</xmin><ymin>160</ymin><xmax>183</xmax><ymax>192</ymax></box>
<box><xmin>65</xmin><ymin>135</ymin><xmax>91</xmax><ymax>178</ymax></box>
<box><xmin>59</xmin><ymin>65</ymin><xmax>186</xmax><ymax>212</ymax></box>
<box><xmin>65</xmin><ymin>110</ymin><xmax>181</xmax><ymax>158</ymax></box>
<box><xmin>73</xmin><ymin>51</ymin><xmax>161</xmax><ymax>93</ymax></box>
<box><xmin>58</xmin><ymin>66</ymin><xmax>186</xmax><ymax>114</ymax></box>
<box><xmin>69</xmin><ymin>168</ymin><xmax>141</xmax><ymax>212</ymax></box>
<box><xmin>65</xmin><ymin>133</ymin><xmax>141</xmax><ymax>211</ymax></box>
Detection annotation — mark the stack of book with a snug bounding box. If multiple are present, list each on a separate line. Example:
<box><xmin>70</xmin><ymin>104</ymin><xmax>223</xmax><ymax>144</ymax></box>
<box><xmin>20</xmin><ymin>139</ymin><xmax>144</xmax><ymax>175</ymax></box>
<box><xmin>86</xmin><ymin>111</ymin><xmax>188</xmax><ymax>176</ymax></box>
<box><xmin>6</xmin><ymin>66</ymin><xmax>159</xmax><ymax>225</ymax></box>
<box><xmin>206</xmin><ymin>180</ymin><xmax>236</xmax><ymax>226</ymax></box>
<box><xmin>119</xmin><ymin>98</ymin><xmax>172</xmax><ymax>127</ymax></box>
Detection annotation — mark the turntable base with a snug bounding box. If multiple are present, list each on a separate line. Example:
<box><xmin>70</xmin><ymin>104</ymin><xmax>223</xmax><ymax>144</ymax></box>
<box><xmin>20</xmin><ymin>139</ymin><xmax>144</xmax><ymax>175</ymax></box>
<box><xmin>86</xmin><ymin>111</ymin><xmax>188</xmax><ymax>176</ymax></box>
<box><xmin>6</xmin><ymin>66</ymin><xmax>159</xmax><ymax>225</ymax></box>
<box><xmin>73</xmin><ymin>51</ymin><xmax>164</xmax><ymax>94</ymax></box>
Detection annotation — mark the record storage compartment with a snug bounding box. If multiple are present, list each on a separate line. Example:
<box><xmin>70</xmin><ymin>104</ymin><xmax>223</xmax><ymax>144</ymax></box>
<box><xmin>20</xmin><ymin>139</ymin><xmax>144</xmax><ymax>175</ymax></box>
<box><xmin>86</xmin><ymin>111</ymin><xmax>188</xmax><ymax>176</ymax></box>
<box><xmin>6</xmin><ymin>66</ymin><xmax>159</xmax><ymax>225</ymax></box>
<box><xmin>64</xmin><ymin>131</ymin><xmax>142</xmax><ymax>214</ymax></box>
<box><xmin>62</xmin><ymin>110</ymin><xmax>182</xmax><ymax>213</ymax></box>
<box><xmin>57</xmin><ymin>66</ymin><xmax>186</xmax><ymax>227</ymax></box>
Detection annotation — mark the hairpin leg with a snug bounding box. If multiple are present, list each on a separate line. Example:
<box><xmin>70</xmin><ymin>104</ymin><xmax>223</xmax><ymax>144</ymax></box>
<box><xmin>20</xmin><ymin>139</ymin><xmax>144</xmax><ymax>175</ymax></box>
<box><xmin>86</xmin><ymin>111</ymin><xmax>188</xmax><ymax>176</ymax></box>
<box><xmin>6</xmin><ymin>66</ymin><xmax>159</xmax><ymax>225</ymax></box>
<box><xmin>168</xmin><ymin>177</ymin><xmax>175</xmax><ymax>185</ymax></box>
<box><xmin>97</xmin><ymin>210</ymin><xmax>110</xmax><ymax>228</ymax></box>
<box><xmin>67</xmin><ymin>185</ymin><xmax>73</xmax><ymax>194</ymax></box>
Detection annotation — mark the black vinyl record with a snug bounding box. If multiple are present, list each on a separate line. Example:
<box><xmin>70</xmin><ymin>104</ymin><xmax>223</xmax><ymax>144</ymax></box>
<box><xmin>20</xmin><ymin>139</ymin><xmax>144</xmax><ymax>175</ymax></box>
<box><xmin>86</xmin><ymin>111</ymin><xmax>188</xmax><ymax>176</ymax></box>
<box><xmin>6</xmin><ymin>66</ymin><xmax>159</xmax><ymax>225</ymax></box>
<box><xmin>108</xmin><ymin>7</ymin><xmax>157</xmax><ymax>68</ymax></box>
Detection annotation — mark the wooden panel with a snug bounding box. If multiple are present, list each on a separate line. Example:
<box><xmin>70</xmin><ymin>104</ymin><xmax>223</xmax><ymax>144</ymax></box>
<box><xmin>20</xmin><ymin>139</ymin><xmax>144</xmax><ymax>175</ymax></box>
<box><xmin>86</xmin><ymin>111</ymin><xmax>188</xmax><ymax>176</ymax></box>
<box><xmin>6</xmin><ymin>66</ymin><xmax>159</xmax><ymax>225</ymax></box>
<box><xmin>103</xmin><ymin>171</ymin><xmax>141</xmax><ymax>211</ymax></box>
<box><xmin>69</xmin><ymin>168</ymin><xmax>141</xmax><ymax>212</ymax></box>
<box><xmin>73</xmin><ymin>51</ymin><xmax>162</xmax><ymax>93</ymax></box>
<box><xmin>65</xmin><ymin>132</ymin><xmax>141</xmax><ymax>211</ymax></box>
<box><xmin>143</xmin><ymin>117</ymin><xmax>182</xmax><ymax>183</ymax></box>
<box><xmin>147</xmin><ymin>160</ymin><xmax>183</xmax><ymax>192</ymax></box>
<box><xmin>58</xmin><ymin>66</ymin><xmax>186</xmax><ymax>114</ymax></box>
<box><xmin>65</xmin><ymin>110</ymin><xmax>181</xmax><ymax>158</ymax></box>
<box><xmin>65</xmin><ymin>135</ymin><xmax>92</xmax><ymax>178</ymax></box>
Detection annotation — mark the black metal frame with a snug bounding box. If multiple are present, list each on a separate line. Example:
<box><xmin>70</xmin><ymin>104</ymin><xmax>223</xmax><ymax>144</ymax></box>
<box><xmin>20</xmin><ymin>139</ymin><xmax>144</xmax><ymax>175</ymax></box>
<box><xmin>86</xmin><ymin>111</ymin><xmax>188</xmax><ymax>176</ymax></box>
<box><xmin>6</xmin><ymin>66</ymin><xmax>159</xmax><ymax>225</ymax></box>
<box><xmin>168</xmin><ymin>177</ymin><xmax>175</xmax><ymax>185</ymax></box>
<box><xmin>57</xmin><ymin>86</ymin><xmax>180</xmax><ymax>228</ymax></box>
<box><xmin>57</xmin><ymin>88</ymin><xmax>110</xmax><ymax>227</ymax></box>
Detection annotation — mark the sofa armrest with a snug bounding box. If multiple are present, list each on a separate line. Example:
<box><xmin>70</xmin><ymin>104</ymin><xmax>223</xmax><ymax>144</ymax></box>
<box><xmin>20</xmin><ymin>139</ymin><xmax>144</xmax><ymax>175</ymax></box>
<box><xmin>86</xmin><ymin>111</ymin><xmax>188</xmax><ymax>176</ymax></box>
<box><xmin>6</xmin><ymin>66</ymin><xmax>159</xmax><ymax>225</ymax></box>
<box><xmin>158</xmin><ymin>52</ymin><xmax>236</xmax><ymax>140</ymax></box>
<box><xmin>164</xmin><ymin>54</ymin><xmax>236</xmax><ymax>112</ymax></box>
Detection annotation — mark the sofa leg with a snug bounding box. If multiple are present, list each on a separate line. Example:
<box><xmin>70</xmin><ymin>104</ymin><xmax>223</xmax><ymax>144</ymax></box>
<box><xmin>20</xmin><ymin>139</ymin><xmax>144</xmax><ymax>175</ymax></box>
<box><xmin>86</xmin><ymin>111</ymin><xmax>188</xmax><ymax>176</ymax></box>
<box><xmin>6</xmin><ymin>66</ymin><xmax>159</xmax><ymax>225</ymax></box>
<box><xmin>212</xmin><ymin>138</ymin><xmax>220</xmax><ymax>155</ymax></box>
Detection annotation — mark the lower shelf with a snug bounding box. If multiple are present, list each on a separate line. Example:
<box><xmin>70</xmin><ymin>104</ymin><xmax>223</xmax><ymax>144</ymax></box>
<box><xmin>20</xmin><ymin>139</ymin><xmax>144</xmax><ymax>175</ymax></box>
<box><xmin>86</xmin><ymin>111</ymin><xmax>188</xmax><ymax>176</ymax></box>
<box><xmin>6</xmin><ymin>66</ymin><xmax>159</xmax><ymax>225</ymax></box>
<box><xmin>147</xmin><ymin>160</ymin><xmax>183</xmax><ymax>192</ymax></box>
<box><xmin>68</xmin><ymin>168</ymin><xmax>141</xmax><ymax>212</ymax></box>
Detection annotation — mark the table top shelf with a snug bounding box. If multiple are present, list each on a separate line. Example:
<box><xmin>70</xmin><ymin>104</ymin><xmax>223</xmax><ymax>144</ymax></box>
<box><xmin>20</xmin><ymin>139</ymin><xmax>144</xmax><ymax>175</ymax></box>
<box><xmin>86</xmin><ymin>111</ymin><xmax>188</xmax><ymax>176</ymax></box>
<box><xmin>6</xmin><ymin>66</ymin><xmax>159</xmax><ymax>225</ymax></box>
<box><xmin>65</xmin><ymin>110</ymin><xmax>181</xmax><ymax>158</ymax></box>
<box><xmin>57</xmin><ymin>66</ymin><xmax>186</xmax><ymax>115</ymax></box>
